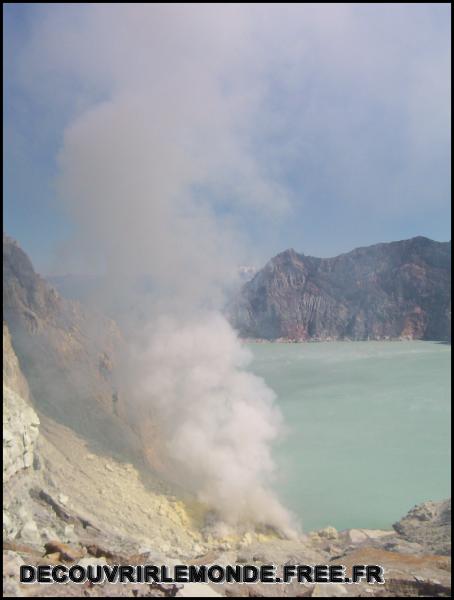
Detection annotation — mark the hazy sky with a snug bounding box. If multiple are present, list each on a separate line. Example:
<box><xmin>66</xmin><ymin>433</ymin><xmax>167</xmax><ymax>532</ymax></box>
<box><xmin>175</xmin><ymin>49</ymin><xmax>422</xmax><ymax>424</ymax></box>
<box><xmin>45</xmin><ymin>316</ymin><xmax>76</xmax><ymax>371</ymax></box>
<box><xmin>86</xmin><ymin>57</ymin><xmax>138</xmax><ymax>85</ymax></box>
<box><xmin>3</xmin><ymin>3</ymin><xmax>451</xmax><ymax>273</ymax></box>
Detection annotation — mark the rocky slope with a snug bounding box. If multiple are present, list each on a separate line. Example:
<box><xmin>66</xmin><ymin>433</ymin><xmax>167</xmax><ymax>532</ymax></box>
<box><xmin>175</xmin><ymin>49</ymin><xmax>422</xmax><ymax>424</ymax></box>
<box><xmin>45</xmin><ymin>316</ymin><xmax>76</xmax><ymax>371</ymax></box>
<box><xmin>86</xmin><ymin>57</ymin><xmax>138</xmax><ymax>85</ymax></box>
<box><xmin>229</xmin><ymin>237</ymin><xmax>451</xmax><ymax>341</ymax></box>
<box><xmin>3</xmin><ymin>234</ymin><xmax>141</xmax><ymax>461</ymax></box>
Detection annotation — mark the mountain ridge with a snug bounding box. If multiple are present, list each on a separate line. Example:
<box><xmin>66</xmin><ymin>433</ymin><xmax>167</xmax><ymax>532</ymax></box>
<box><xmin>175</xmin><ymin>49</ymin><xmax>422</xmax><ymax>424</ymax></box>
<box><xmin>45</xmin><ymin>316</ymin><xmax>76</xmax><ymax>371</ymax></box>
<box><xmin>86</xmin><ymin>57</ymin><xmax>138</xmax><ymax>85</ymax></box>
<box><xmin>228</xmin><ymin>236</ymin><xmax>451</xmax><ymax>342</ymax></box>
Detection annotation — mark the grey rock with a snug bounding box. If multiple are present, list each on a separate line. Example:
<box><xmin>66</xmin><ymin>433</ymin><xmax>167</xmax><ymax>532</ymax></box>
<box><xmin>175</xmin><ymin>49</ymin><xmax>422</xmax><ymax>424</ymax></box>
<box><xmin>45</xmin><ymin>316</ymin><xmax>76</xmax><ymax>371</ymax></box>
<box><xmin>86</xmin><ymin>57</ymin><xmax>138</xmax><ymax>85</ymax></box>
<box><xmin>3</xmin><ymin>234</ymin><xmax>142</xmax><ymax>463</ymax></box>
<box><xmin>393</xmin><ymin>498</ymin><xmax>451</xmax><ymax>555</ymax></box>
<box><xmin>19</xmin><ymin>520</ymin><xmax>41</xmax><ymax>545</ymax></box>
<box><xmin>3</xmin><ymin>551</ymin><xmax>26</xmax><ymax>597</ymax></box>
<box><xmin>229</xmin><ymin>237</ymin><xmax>451</xmax><ymax>341</ymax></box>
<box><xmin>3</xmin><ymin>324</ymin><xmax>40</xmax><ymax>483</ymax></box>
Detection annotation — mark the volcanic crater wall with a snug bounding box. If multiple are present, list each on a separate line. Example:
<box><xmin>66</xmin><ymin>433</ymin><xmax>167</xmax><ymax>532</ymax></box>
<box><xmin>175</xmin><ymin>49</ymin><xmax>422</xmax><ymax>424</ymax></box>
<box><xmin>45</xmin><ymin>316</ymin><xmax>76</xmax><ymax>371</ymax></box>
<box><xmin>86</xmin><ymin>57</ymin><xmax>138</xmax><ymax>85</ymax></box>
<box><xmin>229</xmin><ymin>237</ymin><xmax>451</xmax><ymax>341</ymax></box>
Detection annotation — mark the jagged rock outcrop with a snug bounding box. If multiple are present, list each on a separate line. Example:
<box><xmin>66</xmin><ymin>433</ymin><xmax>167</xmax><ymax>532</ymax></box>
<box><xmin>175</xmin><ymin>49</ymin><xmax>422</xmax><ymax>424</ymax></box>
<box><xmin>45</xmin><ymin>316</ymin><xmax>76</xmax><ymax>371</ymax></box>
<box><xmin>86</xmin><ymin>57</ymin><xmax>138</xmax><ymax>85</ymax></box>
<box><xmin>3</xmin><ymin>321</ymin><xmax>43</xmax><ymax>545</ymax></box>
<box><xmin>229</xmin><ymin>237</ymin><xmax>451</xmax><ymax>341</ymax></box>
<box><xmin>3</xmin><ymin>323</ymin><xmax>40</xmax><ymax>482</ymax></box>
<box><xmin>393</xmin><ymin>498</ymin><xmax>451</xmax><ymax>556</ymax></box>
<box><xmin>3</xmin><ymin>234</ymin><xmax>141</xmax><ymax>460</ymax></box>
<box><xmin>3</xmin><ymin>384</ymin><xmax>40</xmax><ymax>485</ymax></box>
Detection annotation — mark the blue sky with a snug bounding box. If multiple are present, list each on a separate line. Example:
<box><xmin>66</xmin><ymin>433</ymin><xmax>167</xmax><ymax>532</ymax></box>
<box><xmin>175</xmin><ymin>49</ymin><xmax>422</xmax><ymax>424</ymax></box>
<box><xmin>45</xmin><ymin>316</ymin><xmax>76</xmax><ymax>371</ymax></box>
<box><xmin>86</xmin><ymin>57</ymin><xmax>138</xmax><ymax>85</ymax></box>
<box><xmin>3</xmin><ymin>4</ymin><xmax>451</xmax><ymax>274</ymax></box>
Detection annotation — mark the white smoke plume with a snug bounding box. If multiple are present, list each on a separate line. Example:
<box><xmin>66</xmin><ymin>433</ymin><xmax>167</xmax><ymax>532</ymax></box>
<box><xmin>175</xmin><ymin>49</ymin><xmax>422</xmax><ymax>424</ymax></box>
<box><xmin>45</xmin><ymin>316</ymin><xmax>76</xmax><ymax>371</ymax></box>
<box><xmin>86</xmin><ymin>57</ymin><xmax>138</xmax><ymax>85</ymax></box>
<box><xmin>129</xmin><ymin>313</ymin><xmax>293</xmax><ymax>535</ymax></box>
<box><xmin>48</xmin><ymin>5</ymin><xmax>295</xmax><ymax>534</ymax></box>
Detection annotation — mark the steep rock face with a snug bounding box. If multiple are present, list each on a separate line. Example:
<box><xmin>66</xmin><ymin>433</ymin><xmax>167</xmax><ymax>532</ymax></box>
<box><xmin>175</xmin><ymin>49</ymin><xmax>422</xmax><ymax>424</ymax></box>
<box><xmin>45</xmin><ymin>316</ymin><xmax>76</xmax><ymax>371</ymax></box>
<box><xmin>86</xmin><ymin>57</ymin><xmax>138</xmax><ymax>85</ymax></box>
<box><xmin>3</xmin><ymin>321</ymin><xmax>43</xmax><ymax>545</ymax></box>
<box><xmin>3</xmin><ymin>386</ymin><xmax>39</xmax><ymax>482</ymax></box>
<box><xmin>229</xmin><ymin>237</ymin><xmax>451</xmax><ymax>341</ymax></box>
<box><xmin>3</xmin><ymin>323</ymin><xmax>40</xmax><ymax>482</ymax></box>
<box><xmin>3</xmin><ymin>234</ymin><xmax>141</xmax><ymax>460</ymax></box>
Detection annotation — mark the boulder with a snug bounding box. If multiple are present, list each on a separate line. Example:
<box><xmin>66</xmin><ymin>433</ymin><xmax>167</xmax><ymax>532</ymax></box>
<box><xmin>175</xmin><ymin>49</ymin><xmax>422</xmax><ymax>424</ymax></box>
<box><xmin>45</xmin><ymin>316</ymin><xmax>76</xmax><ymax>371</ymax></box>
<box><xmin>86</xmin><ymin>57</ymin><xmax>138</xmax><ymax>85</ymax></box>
<box><xmin>393</xmin><ymin>499</ymin><xmax>451</xmax><ymax>556</ymax></box>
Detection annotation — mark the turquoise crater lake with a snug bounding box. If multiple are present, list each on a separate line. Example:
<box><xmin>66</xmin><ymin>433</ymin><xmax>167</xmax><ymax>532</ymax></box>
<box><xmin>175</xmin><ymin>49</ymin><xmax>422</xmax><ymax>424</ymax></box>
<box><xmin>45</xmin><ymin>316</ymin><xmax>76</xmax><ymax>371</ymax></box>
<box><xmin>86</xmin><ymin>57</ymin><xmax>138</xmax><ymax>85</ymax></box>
<box><xmin>247</xmin><ymin>341</ymin><xmax>451</xmax><ymax>533</ymax></box>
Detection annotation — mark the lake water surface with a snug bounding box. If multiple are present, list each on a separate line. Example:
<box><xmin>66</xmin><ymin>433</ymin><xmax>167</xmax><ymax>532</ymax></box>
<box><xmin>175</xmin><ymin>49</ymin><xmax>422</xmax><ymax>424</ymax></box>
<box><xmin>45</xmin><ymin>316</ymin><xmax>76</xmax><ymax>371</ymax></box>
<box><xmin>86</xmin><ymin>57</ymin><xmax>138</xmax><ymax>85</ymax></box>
<box><xmin>248</xmin><ymin>341</ymin><xmax>451</xmax><ymax>533</ymax></box>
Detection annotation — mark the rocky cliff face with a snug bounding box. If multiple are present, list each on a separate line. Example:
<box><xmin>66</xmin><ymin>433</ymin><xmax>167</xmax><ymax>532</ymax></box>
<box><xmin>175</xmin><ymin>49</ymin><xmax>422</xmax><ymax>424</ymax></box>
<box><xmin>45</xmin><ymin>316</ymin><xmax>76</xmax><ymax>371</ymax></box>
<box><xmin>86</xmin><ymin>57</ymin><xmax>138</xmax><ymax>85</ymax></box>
<box><xmin>3</xmin><ymin>323</ymin><xmax>40</xmax><ymax>483</ymax></box>
<box><xmin>3</xmin><ymin>320</ymin><xmax>45</xmax><ymax>547</ymax></box>
<box><xmin>3</xmin><ymin>234</ymin><xmax>141</xmax><ymax>460</ymax></box>
<box><xmin>229</xmin><ymin>237</ymin><xmax>451</xmax><ymax>341</ymax></box>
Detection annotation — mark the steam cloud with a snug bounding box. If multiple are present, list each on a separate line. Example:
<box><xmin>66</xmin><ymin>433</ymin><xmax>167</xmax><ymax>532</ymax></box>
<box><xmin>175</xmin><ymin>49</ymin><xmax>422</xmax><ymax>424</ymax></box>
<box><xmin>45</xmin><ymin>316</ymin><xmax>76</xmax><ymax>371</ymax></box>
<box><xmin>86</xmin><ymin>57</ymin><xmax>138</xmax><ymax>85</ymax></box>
<box><xmin>130</xmin><ymin>314</ymin><xmax>293</xmax><ymax>535</ymax></box>
<box><xmin>53</xmin><ymin>6</ymin><xmax>294</xmax><ymax>534</ymax></box>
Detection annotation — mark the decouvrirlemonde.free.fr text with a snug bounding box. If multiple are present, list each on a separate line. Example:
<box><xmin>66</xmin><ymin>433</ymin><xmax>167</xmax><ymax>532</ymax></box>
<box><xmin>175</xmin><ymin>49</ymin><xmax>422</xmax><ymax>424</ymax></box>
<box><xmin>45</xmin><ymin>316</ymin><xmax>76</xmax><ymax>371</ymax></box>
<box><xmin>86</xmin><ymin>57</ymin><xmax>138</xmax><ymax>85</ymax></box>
<box><xmin>21</xmin><ymin>563</ymin><xmax>385</xmax><ymax>585</ymax></box>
